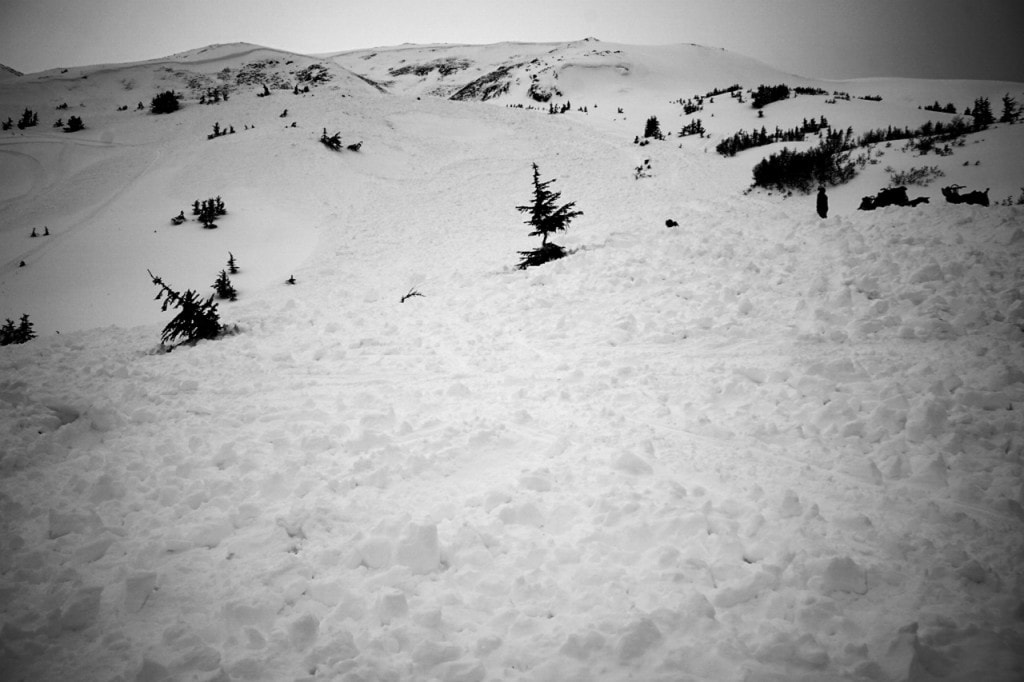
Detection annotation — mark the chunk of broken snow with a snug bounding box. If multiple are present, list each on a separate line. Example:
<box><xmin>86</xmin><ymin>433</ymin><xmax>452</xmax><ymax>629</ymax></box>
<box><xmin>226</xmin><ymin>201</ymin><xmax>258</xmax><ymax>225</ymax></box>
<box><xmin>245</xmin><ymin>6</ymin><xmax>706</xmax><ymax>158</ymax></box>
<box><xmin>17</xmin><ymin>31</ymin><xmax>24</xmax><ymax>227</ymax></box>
<box><xmin>821</xmin><ymin>556</ymin><xmax>867</xmax><ymax>595</ymax></box>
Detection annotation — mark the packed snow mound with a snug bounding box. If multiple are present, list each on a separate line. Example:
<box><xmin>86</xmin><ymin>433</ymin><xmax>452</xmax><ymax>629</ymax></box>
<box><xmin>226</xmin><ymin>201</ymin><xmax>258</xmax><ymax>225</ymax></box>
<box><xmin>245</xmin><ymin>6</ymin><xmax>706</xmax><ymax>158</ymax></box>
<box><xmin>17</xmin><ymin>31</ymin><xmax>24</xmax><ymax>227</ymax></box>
<box><xmin>0</xmin><ymin>38</ymin><xmax>1023</xmax><ymax>682</ymax></box>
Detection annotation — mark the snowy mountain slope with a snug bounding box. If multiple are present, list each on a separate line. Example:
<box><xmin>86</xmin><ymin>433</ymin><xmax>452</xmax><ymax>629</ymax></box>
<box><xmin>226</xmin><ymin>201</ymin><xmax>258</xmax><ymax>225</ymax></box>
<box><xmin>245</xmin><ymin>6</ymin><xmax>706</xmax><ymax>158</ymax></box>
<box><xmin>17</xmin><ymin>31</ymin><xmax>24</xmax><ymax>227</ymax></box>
<box><xmin>0</xmin><ymin>64</ymin><xmax>22</xmax><ymax>81</ymax></box>
<box><xmin>326</xmin><ymin>39</ymin><xmax>807</xmax><ymax>102</ymax></box>
<box><xmin>1</xmin><ymin>39</ymin><xmax>1023</xmax><ymax>682</ymax></box>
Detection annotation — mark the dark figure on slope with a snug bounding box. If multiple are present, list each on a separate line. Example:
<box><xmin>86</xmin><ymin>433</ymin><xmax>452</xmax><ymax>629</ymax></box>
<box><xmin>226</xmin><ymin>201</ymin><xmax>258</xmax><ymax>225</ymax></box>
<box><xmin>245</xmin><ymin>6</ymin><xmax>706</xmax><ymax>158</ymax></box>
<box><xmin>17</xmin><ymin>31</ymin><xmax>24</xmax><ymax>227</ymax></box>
<box><xmin>816</xmin><ymin>186</ymin><xmax>828</xmax><ymax>219</ymax></box>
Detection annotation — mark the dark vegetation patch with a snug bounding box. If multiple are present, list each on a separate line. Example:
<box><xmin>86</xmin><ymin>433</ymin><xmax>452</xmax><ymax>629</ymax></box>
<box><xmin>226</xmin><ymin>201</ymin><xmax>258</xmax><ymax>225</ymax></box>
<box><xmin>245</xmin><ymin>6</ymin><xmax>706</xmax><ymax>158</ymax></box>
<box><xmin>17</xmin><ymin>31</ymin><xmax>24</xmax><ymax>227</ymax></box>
<box><xmin>389</xmin><ymin>58</ymin><xmax>472</xmax><ymax>79</ymax></box>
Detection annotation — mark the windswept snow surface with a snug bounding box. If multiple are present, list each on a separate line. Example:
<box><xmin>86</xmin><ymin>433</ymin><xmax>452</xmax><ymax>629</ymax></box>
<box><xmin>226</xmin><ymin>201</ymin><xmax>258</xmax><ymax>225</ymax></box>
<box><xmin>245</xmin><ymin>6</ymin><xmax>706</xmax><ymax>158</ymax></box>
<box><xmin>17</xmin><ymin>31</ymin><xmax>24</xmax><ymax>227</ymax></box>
<box><xmin>2</xmin><ymin>41</ymin><xmax>1024</xmax><ymax>681</ymax></box>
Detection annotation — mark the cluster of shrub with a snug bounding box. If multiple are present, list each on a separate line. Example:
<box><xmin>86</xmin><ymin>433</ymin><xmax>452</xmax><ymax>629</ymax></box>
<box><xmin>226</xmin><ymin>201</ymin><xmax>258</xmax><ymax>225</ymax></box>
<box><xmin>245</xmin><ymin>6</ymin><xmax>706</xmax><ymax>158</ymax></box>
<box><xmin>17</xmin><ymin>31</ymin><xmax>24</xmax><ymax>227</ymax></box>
<box><xmin>886</xmin><ymin>165</ymin><xmax>945</xmax><ymax>186</ymax></box>
<box><xmin>675</xmin><ymin>97</ymin><xmax>703</xmax><ymax>115</ymax></box>
<box><xmin>751</xmin><ymin>84</ymin><xmax>790</xmax><ymax>109</ymax></box>
<box><xmin>151</xmin><ymin>90</ymin><xmax>181</xmax><ymax>114</ymax></box>
<box><xmin>207</xmin><ymin>122</ymin><xmax>236</xmax><ymax>140</ymax></box>
<box><xmin>390</xmin><ymin>58</ymin><xmax>471</xmax><ymax>79</ymax></box>
<box><xmin>294</xmin><ymin>63</ymin><xmax>333</xmax><ymax>85</ymax></box>
<box><xmin>751</xmin><ymin>127</ymin><xmax>858</xmax><ymax>193</ymax></box>
<box><xmin>191</xmin><ymin>197</ymin><xmax>227</xmax><ymax>228</ymax></box>
<box><xmin>705</xmin><ymin>84</ymin><xmax>742</xmax><ymax>98</ymax></box>
<box><xmin>199</xmin><ymin>88</ymin><xmax>229</xmax><ymax>104</ymax></box>
<box><xmin>3</xmin><ymin>109</ymin><xmax>35</xmax><ymax>130</ymax></box>
<box><xmin>923</xmin><ymin>101</ymin><xmax>957</xmax><ymax>114</ymax></box>
<box><xmin>0</xmin><ymin>315</ymin><xmax>34</xmax><ymax>346</ymax></box>
<box><xmin>678</xmin><ymin>118</ymin><xmax>706</xmax><ymax>138</ymax></box>
<box><xmin>53</xmin><ymin>116</ymin><xmax>85</xmax><ymax>132</ymax></box>
<box><xmin>3</xmin><ymin>107</ymin><xmax>84</xmax><ymax>132</ymax></box>
<box><xmin>716</xmin><ymin>116</ymin><xmax>831</xmax><ymax>157</ymax></box>
<box><xmin>319</xmin><ymin>128</ymin><xmax>362</xmax><ymax>152</ymax></box>
<box><xmin>910</xmin><ymin>96</ymin><xmax>1018</xmax><ymax>128</ymax></box>
<box><xmin>749</xmin><ymin>94</ymin><xmax>1020</xmax><ymax>193</ymax></box>
<box><xmin>547</xmin><ymin>101</ymin><xmax>588</xmax><ymax>114</ymax></box>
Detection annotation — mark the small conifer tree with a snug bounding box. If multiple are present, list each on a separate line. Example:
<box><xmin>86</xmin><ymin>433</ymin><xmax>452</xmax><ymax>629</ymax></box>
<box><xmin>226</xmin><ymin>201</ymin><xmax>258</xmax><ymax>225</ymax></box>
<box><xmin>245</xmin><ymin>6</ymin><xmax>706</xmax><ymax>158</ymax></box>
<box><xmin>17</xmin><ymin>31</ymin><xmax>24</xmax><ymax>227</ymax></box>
<box><xmin>0</xmin><ymin>314</ymin><xmax>35</xmax><ymax>345</ymax></box>
<box><xmin>63</xmin><ymin>115</ymin><xmax>85</xmax><ymax>132</ymax></box>
<box><xmin>644</xmin><ymin>115</ymin><xmax>663</xmax><ymax>140</ymax></box>
<box><xmin>198</xmin><ymin>200</ymin><xmax>219</xmax><ymax>228</ymax></box>
<box><xmin>148</xmin><ymin>270</ymin><xmax>222</xmax><ymax>346</ymax></box>
<box><xmin>515</xmin><ymin>163</ymin><xmax>583</xmax><ymax>269</ymax></box>
<box><xmin>227</xmin><ymin>252</ymin><xmax>239</xmax><ymax>274</ymax></box>
<box><xmin>212</xmin><ymin>270</ymin><xmax>238</xmax><ymax>301</ymax></box>
<box><xmin>16</xmin><ymin>108</ymin><xmax>38</xmax><ymax>130</ymax></box>
<box><xmin>1000</xmin><ymin>93</ymin><xmax>1021</xmax><ymax>124</ymax></box>
<box><xmin>970</xmin><ymin>96</ymin><xmax>994</xmax><ymax>127</ymax></box>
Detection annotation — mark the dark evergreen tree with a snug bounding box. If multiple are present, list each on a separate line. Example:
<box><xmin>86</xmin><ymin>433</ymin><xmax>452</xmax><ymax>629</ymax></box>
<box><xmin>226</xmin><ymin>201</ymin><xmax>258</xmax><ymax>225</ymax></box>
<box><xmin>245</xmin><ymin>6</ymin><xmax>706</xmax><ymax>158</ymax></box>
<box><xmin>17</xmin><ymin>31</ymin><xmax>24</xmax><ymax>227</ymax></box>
<box><xmin>212</xmin><ymin>270</ymin><xmax>238</xmax><ymax>301</ymax></box>
<box><xmin>1000</xmin><ymin>93</ymin><xmax>1021</xmax><ymax>124</ymax></box>
<box><xmin>148</xmin><ymin>270</ymin><xmax>222</xmax><ymax>346</ymax></box>
<box><xmin>644</xmin><ymin>115</ymin><xmax>663</xmax><ymax>140</ymax></box>
<box><xmin>16</xmin><ymin>108</ymin><xmax>37</xmax><ymax>129</ymax></box>
<box><xmin>0</xmin><ymin>318</ymin><xmax>19</xmax><ymax>345</ymax></box>
<box><xmin>198</xmin><ymin>200</ymin><xmax>218</xmax><ymax>228</ymax></box>
<box><xmin>150</xmin><ymin>90</ymin><xmax>180</xmax><ymax>114</ymax></box>
<box><xmin>227</xmin><ymin>252</ymin><xmax>239</xmax><ymax>274</ymax></box>
<box><xmin>970</xmin><ymin>97</ymin><xmax>994</xmax><ymax>127</ymax></box>
<box><xmin>515</xmin><ymin>163</ymin><xmax>583</xmax><ymax>269</ymax></box>
<box><xmin>15</xmin><ymin>314</ymin><xmax>34</xmax><ymax>344</ymax></box>
<box><xmin>63</xmin><ymin>115</ymin><xmax>85</xmax><ymax>132</ymax></box>
<box><xmin>2</xmin><ymin>118</ymin><xmax>12</xmax><ymax>130</ymax></box>
<box><xmin>192</xmin><ymin>200</ymin><xmax>201</xmax><ymax>216</ymax></box>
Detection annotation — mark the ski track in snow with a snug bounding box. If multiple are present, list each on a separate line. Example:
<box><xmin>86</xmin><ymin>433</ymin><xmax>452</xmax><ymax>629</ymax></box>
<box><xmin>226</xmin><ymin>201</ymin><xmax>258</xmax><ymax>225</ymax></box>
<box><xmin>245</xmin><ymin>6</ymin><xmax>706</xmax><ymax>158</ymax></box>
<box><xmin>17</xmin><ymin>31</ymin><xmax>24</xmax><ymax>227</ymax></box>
<box><xmin>1</xmin><ymin>42</ymin><xmax>1023</xmax><ymax>682</ymax></box>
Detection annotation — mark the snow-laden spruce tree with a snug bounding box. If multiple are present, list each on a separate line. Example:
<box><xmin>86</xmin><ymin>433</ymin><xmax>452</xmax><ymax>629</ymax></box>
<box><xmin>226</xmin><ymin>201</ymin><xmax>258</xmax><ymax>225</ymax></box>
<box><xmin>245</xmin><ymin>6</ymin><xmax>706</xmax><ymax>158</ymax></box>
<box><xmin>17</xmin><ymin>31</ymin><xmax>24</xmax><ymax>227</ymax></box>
<box><xmin>148</xmin><ymin>270</ymin><xmax>222</xmax><ymax>347</ymax></box>
<box><xmin>515</xmin><ymin>163</ymin><xmax>583</xmax><ymax>269</ymax></box>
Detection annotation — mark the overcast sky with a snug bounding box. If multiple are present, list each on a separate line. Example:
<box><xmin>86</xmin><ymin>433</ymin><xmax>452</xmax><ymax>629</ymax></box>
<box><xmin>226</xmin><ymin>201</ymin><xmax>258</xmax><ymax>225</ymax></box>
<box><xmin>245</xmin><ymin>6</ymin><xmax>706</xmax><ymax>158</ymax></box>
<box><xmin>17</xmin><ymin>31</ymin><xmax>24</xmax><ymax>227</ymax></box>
<box><xmin>2</xmin><ymin>0</ymin><xmax>1022</xmax><ymax>82</ymax></box>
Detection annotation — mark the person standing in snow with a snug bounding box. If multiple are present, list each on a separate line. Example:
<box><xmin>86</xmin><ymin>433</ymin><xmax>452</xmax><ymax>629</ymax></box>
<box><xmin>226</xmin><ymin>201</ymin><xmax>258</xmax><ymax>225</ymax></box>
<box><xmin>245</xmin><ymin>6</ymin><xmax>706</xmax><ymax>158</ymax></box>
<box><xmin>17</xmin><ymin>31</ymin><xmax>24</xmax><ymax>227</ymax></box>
<box><xmin>816</xmin><ymin>185</ymin><xmax>829</xmax><ymax>219</ymax></box>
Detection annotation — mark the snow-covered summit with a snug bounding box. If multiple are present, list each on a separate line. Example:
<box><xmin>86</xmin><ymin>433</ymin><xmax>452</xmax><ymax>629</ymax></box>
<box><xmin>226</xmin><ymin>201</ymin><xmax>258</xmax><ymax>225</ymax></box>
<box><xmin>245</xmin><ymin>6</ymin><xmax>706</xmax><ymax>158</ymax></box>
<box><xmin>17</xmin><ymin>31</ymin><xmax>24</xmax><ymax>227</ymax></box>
<box><xmin>326</xmin><ymin>38</ymin><xmax>807</xmax><ymax>102</ymax></box>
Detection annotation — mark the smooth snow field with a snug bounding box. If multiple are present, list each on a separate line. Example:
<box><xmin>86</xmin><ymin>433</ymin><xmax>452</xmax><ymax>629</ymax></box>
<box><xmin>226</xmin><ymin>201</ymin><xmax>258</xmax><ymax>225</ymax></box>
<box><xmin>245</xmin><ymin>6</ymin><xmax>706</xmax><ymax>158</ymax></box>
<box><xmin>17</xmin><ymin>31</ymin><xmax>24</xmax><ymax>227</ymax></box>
<box><xmin>1</xmin><ymin>41</ymin><xmax>1023</xmax><ymax>681</ymax></box>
